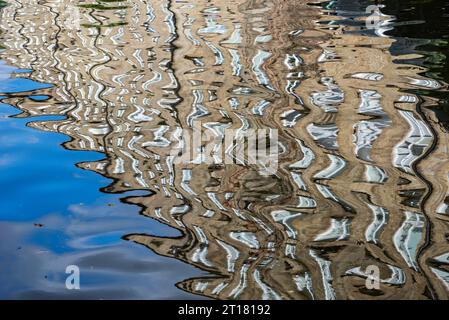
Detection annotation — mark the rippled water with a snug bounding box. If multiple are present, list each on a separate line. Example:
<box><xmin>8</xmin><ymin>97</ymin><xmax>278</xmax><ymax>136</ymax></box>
<box><xmin>1</xmin><ymin>0</ymin><xmax>449</xmax><ymax>299</ymax></box>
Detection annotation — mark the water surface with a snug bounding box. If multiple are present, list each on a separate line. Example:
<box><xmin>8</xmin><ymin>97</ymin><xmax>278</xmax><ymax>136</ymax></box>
<box><xmin>1</xmin><ymin>0</ymin><xmax>449</xmax><ymax>299</ymax></box>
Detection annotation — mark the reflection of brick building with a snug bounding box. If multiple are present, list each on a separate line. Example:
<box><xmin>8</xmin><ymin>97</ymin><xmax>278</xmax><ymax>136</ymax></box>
<box><xmin>1</xmin><ymin>0</ymin><xmax>448</xmax><ymax>299</ymax></box>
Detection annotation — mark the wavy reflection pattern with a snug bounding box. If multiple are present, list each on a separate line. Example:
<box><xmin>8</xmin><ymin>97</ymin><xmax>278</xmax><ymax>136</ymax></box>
<box><xmin>1</xmin><ymin>0</ymin><xmax>449</xmax><ymax>299</ymax></box>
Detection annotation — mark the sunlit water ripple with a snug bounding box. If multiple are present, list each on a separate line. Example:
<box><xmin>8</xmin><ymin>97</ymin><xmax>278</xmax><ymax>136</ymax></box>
<box><xmin>1</xmin><ymin>0</ymin><xmax>449</xmax><ymax>299</ymax></box>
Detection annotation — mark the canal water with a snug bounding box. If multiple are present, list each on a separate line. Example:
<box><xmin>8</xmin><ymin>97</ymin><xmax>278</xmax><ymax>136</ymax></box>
<box><xmin>0</xmin><ymin>0</ymin><xmax>449</xmax><ymax>299</ymax></box>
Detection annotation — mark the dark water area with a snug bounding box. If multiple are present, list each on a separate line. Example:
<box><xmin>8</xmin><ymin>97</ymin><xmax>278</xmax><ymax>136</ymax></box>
<box><xmin>382</xmin><ymin>0</ymin><xmax>449</xmax><ymax>131</ymax></box>
<box><xmin>1</xmin><ymin>0</ymin><xmax>449</xmax><ymax>300</ymax></box>
<box><xmin>328</xmin><ymin>0</ymin><xmax>449</xmax><ymax>130</ymax></box>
